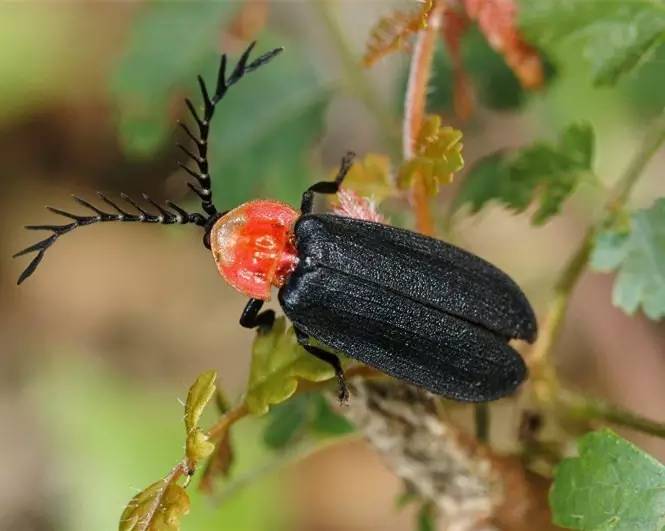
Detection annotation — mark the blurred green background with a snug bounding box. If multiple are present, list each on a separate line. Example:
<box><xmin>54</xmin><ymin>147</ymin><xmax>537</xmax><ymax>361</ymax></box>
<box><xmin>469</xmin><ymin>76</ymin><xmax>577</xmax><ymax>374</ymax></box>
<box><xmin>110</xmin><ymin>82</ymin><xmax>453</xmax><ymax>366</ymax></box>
<box><xmin>2</xmin><ymin>1</ymin><xmax>665</xmax><ymax>530</ymax></box>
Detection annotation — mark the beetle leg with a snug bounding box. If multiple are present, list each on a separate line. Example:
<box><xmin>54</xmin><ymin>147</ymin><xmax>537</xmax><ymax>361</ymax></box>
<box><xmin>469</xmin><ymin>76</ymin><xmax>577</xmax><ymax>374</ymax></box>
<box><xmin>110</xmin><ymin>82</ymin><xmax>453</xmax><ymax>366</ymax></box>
<box><xmin>300</xmin><ymin>151</ymin><xmax>356</xmax><ymax>214</ymax></box>
<box><xmin>239</xmin><ymin>298</ymin><xmax>275</xmax><ymax>332</ymax></box>
<box><xmin>294</xmin><ymin>327</ymin><xmax>349</xmax><ymax>404</ymax></box>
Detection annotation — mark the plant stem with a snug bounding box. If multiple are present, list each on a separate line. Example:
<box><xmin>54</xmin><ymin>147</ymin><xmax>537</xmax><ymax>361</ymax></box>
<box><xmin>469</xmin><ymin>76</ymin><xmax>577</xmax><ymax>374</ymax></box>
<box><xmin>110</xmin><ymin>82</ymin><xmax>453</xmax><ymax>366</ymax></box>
<box><xmin>474</xmin><ymin>402</ymin><xmax>489</xmax><ymax>443</ymax></box>
<box><xmin>207</xmin><ymin>403</ymin><xmax>249</xmax><ymax>442</ymax></box>
<box><xmin>403</xmin><ymin>3</ymin><xmax>444</xmax><ymax>236</ymax></box>
<box><xmin>529</xmin><ymin>228</ymin><xmax>593</xmax><ymax>399</ymax></box>
<box><xmin>530</xmin><ymin>108</ymin><xmax>665</xmax><ymax>404</ymax></box>
<box><xmin>607</xmin><ymin>108</ymin><xmax>665</xmax><ymax>213</ymax></box>
<box><xmin>559</xmin><ymin>389</ymin><xmax>665</xmax><ymax>439</ymax></box>
<box><xmin>206</xmin><ymin>365</ymin><xmax>384</xmax><ymax>442</ymax></box>
<box><xmin>316</xmin><ymin>0</ymin><xmax>401</xmax><ymax>155</ymax></box>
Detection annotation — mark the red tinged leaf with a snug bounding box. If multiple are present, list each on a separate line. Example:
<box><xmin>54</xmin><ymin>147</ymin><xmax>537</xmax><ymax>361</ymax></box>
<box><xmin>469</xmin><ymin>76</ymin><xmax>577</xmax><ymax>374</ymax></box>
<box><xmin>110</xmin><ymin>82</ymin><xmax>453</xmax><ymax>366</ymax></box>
<box><xmin>464</xmin><ymin>0</ymin><xmax>543</xmax><ymax>89</ymax></box>
<box><xmin>363</xmin><ymin>0</ymin><xmax>435</xmax><ymax>67</ymax></box>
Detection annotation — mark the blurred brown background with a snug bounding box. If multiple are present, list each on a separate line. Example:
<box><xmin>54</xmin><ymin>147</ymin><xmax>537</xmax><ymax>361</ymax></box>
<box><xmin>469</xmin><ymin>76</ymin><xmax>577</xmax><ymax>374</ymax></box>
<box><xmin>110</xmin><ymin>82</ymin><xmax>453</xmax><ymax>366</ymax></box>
<box><xmin>1</xmin><ymin>2</ymin><xmax>664</xmax><ymax>530</ymax></box>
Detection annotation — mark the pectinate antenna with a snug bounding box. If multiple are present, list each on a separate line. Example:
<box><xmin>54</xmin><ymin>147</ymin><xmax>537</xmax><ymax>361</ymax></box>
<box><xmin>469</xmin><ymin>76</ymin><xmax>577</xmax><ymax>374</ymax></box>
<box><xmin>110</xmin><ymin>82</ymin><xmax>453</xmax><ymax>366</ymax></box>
<box><xmin>13</xmin><ymin>193</ymin><xmax>207</xmax><ymax>285</ymax></box>
<box><xmin>177</xmin><ymin>42</ymin><xmax>284</xmax><ymax>218</ymax></box>
<box><xmin>14</xmin><ymin>42</ymin><xmax>284</xmax><ymax>284</ymax></box>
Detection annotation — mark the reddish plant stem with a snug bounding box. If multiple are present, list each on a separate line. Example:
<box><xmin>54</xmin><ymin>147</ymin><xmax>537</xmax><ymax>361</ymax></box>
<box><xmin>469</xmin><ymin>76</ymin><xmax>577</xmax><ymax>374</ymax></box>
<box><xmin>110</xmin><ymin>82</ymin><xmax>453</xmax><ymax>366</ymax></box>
<box><xmin>403</xmin><ymin>3</ymin><xmax>444</xmax><ymax>236</ymax></box>
<box><xmin>207</xmin><ymin>402</ymin><xmax>249</xmax><ymax>442</ymax></box>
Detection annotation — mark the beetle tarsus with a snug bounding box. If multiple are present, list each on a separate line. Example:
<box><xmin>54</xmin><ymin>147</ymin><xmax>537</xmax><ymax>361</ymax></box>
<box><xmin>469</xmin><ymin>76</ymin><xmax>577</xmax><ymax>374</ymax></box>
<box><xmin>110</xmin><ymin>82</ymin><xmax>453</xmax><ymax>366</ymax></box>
<box><xmin>300</xmin><ymin>151</ymin><xmax>356</xmax><ymax>214</ymax></box>
<box><xmin>336</xmin><ymin>370</ymin><xmax>350</xmax><ymax>406</ymax></box>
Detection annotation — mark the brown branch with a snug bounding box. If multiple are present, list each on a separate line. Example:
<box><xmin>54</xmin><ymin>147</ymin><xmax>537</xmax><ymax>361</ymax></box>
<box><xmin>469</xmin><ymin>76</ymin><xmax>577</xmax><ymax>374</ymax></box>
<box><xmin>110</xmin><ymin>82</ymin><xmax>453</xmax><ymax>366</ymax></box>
<box><xmin>206</xmin><ymin>402</ymin><xmax>249</xmax><ymax>442</ymax></box>
<box><xmin>340</xmin><ymin>380</ymin><xmax>559</xmax><ymax>531</ymax></box>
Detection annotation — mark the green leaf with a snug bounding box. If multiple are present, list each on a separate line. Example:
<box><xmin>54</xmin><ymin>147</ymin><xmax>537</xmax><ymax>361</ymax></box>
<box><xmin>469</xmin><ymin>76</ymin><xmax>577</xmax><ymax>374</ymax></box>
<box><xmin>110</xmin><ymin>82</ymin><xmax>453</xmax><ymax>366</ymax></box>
<box><xmin>119</xmin><ymin>477</ymin><xmax>190</xmax><ymax>531</ymax></box>
<box><xmin>263</xmin><ymin>392</ymin><xmax>353</xmax><ymax>449</ymax></box>
<box><xmin>245</xmin><ymin>318</ymin><xmax>334</xmax><ymax>416</ymax></box>
<box><xmin>591</xmin><ymin>199</ymin><xmax>665</xmax><ymax>320</ymax></box>
<box><xmin>184</xmin><ymin>370</ymin><xmax>216</xmax><ymax>434</ymax></box>
<box><xmin>110</xmin><ymin>2</ymin><xmax>238</xmax><ymax>156</ymax></box>
<box><xmin>550</xmin><ymin>429</ymin><xmax>665</xmax><ymax>530</ymax></box>
<box><xmin>428</xmin><ymin>28</ymin><xmax>555</xmax><ymax>114</ymax></box>
<box><xmin>310</xmin><ymin>394</ymin><xmax>354</xmax><ymax>436</ymax></box>
<box><xmin>263</xmin><ymin>395</ymin><xmax>309</xmax><ymax>449</ymax></box>
<box><xmin>184</xmin><ymin>370</ymin><xmax>217</xmax><ymax>465</ymax></box>
<box><xmin>432</xmin><ymin>32</ymin><xmax>520</xmax><ymax>114</ymax></box>
<box><xmin>417</xmin><ymin>503</ymin><xmax>436</xmax><ymax>531</ymax></box>
<box><xmin>519</xmin><ymin>0</ymin><xmax>665</xmax><ymax>86</ymax></box>
<box><xmin>455</xmin><ymin>122</ymin><xmax>594</xmax><ymax>224</ymax></box>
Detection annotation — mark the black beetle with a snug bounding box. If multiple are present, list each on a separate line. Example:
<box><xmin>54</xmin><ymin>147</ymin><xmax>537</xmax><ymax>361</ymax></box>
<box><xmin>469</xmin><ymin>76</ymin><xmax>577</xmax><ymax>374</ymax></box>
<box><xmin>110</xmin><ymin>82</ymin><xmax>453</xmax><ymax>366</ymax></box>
<box><xmin>14</xmin><ymin>42</ymin><xmax>537</xmax><ymax>403</ymax></box>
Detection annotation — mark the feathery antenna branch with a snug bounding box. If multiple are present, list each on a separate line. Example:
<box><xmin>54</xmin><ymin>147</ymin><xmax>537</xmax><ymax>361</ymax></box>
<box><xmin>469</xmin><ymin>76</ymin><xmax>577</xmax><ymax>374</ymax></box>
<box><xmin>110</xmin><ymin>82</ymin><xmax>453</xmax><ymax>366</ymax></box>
<box><xmin>14</xmin><ymin>42</ymin><xmax>284</xmax><ymax>285</ymax></box>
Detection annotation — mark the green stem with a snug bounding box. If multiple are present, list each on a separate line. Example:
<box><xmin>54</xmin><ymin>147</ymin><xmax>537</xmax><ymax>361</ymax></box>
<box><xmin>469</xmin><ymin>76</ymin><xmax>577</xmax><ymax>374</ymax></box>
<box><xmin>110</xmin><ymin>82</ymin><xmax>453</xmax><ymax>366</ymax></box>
<box><xmin>315</xmin><ymin>0</ymin><xmax>401</xmax><ymax>155</ymax></box>
<box><xmin>607</xmin><ymin>108</ymin><xmax>665</xmax><ymax>212</ymax></box>
<box><xmin>530</xmin><ymin>108</ymin><xmax>665</xmax><ymax>404</ymax></box>
<box><xmin>559</xmin><ymin>390</ymin><xmax>665</xmax><ymax>439</ymax></box>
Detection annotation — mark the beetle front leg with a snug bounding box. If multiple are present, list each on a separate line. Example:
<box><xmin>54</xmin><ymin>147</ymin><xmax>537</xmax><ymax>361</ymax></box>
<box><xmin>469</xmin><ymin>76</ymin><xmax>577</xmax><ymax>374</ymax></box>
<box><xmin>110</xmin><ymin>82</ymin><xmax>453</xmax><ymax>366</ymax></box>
<box><xmin>300</xmin><ymin>151</ymin><xmax>355</xmax><ymax>214</ymax></box>
<box><xmin>239</xmin><ymin>298</ymin><xmax>275</xmax><ymax>332</ymax></box>
<box><xmin>294</xmin><ymin>327</ymin><xmax>349</xmax><ymax>404</ymax></box>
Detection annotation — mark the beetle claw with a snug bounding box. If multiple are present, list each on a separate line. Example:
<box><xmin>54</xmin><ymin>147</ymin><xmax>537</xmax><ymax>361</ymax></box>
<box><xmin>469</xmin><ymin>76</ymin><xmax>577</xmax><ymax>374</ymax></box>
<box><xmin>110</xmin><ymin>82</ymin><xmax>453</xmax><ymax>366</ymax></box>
<box><xmin>336</xmin><ymin>374</ymin><xmax>350</xmax><ymax>406</ymax></box>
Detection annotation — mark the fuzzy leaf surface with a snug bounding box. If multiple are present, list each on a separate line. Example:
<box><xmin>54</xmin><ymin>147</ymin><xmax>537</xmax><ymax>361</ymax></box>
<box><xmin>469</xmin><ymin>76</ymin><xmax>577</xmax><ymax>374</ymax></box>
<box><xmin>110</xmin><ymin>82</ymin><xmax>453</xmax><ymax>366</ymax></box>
<box><xmin>550</xmin><ymin>429</ymin><xmax>665</xmax><ymax>530</ymax></box>
<box><xmin>519</xmin><ymin>0</ymin><xmax>665</xmax><ymax>85</ymax></box>
<box><xmin>591</xmin><ymin>198</ymin><xmax>665</xmax><ymax>320</ymax></box>
<box><xmin>245</xmin><ymin>318</ymin><xmax>334</xmax><ymax>415</ymax></box>
<box><xmin>455</xmin><ymin>122</ymin><xmax>593</xmax><ymax>224</ymax></box>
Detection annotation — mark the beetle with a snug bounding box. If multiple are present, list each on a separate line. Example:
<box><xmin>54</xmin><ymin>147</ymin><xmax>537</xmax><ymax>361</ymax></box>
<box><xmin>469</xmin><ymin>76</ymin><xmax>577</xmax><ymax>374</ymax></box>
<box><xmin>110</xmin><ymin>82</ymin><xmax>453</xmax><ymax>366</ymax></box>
<box><xmin>14</xmin><ymin>42</ymin><xmax>537</xmax><ymax>404</ymax></box>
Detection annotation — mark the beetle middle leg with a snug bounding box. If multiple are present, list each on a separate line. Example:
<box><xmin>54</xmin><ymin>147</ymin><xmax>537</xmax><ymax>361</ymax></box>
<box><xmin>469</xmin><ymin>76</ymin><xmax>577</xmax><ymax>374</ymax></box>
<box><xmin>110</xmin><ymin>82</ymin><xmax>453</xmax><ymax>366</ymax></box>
<box><xmin>294</xmin><ymin>327</ymin><xmax>349</xmax><ymax>404</ymax></box>
<box><xmin>300</xmin><ymin>151</ymin><xmax>355</xmax><ymax>214</ymax></box>
<box><xmin>240</xmin><ymin>298</ymin><xmax>275</xmax><ymax>332</ymax></box>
